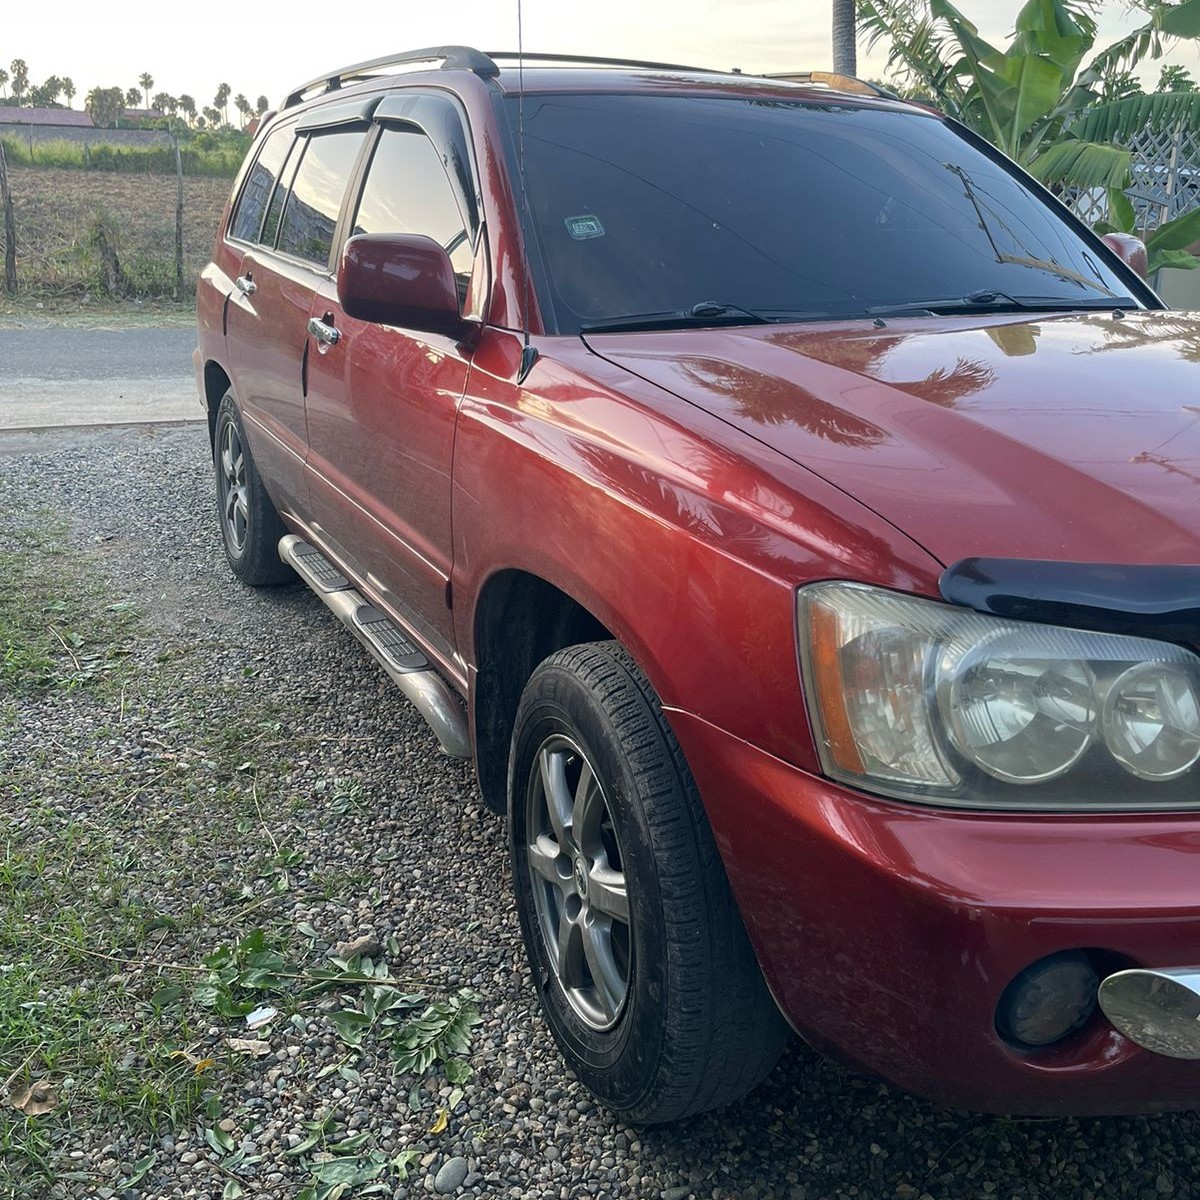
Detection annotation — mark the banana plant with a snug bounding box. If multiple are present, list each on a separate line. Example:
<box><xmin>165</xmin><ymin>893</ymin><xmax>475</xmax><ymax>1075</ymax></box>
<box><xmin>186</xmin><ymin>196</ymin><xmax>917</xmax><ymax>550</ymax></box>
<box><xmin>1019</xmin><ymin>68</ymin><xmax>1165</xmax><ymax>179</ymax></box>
<box><xmin>858</xmin><ymin>0</ymin><xmax>1200</xmax><ymax>199</ymax></box>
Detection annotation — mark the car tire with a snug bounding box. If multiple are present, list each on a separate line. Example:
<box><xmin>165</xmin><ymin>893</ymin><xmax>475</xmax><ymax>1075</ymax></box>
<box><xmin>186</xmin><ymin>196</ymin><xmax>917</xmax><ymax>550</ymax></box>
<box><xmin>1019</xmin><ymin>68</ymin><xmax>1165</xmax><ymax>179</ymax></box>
<box><xmin>213</xmin><ymin>390</ymin><xmax>294</xmax><ymax>587</ymax></box>
<box><xmin>509</xmin><ymin>640</ymin><xmax>789</xmax><ymax>1124</ymax></box>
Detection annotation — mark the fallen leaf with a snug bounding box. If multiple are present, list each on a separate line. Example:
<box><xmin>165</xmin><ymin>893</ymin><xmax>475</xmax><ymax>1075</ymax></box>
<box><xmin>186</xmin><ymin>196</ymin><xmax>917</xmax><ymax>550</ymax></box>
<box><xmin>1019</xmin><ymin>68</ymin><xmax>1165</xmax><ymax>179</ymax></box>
<box><xmin>193</xmin><ymin>1058</ymin><xmax>216</xmax><ymax>1075</ymax></box>
<box><xmin>226</xmin><ymin>1038</ymin><xmax>271</xmax><ymax>1057</ymax></box>
<box><xmin>428</xmin><ymin>1107</ymin><xmax>448</xmax><ymax>1135</ymax></box>
<box><xmin>334</xmin><ymin>934</ymin><xmax>382</xmax><ymax>961</ymax></box>
<box><xmin>10</xmin><ymin>1082</ymin><xmax>57</xmax><ymax>1116</ymax></box>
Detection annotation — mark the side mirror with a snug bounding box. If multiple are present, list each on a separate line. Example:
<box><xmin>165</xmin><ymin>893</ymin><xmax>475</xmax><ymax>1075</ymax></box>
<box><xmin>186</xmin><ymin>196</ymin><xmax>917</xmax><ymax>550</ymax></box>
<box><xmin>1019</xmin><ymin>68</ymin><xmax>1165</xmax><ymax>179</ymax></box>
<box><xmin>338</xmin><ymin>233</ymin><xmax>464</xmax><ymax>335</ymax></box>
<box><xmin>1099</xmin><ymin>232</ymin><xmax>1148</xmax><ymax>281</ymax></box>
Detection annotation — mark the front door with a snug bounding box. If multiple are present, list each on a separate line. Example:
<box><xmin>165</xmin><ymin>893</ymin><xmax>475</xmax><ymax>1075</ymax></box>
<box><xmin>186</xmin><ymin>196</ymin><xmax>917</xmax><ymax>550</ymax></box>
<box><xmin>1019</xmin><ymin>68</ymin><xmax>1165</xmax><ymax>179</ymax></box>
<box><xmin>304</xmin><ymin>117</ymin><xmax>480</xmax><ymax>671</ymax></box>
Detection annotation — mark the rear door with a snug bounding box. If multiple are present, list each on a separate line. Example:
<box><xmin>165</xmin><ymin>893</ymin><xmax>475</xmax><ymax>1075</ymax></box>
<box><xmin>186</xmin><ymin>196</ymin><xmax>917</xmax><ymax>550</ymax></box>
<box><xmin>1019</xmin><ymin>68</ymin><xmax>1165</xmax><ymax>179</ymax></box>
<box><xmin>303</xmin><ymin>94</ymin><xmax>483</xmax><ymax>669</ymax></box>
<box><xmin>224</xmin><ymin>107</ymin><xmax>369</xmax><ymax>520</ymax></box>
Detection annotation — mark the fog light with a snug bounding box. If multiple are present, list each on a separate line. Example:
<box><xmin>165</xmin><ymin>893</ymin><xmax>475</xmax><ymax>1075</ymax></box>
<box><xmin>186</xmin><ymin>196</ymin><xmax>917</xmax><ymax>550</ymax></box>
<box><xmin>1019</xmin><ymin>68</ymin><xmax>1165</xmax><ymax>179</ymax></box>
<box><xmin>996</xmin><ymin>951</ymin><xmax>1099</xmax><ymax>1048</ymax></box>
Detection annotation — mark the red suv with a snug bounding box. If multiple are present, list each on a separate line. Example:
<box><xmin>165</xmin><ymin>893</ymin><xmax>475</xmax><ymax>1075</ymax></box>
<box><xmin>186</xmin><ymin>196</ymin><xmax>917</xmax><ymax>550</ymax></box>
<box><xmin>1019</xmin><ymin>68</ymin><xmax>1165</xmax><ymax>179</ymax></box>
<box><xmin>196</xmin><ymin>46</ymin><xmax>1200</xmax><ymax>1122</ymax></box>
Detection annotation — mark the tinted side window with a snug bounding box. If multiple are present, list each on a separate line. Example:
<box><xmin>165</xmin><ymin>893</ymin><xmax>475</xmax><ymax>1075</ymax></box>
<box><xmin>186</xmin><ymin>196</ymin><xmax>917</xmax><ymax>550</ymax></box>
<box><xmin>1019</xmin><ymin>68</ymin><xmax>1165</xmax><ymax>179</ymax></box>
<box><xmin>230</xmin><ymin>125</ymin><xmax>292</xmax><ymax>243</ymax></box>
<box><xmin>277</xmin><ymin>130</ymin><xmax>366</xmax><ymax>266</ymax></box>
<box><xmin>260</xmin><ymin>138</ymin><xmax>298</xmax><ymax>249</ymax></box>
<box><xmin>352</xmin><ymin>127</ymin><xmax>473</xmax><ymax>300</ymax></box>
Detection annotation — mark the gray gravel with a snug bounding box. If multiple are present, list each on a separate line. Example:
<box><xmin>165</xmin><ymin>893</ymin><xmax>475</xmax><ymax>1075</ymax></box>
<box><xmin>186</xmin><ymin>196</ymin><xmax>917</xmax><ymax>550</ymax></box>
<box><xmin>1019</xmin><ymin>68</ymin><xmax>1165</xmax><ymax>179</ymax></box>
<box><xmin>2</xmin><ymin>422</ymin><xmax>1199</xmax><ymax>1200</ymax></box>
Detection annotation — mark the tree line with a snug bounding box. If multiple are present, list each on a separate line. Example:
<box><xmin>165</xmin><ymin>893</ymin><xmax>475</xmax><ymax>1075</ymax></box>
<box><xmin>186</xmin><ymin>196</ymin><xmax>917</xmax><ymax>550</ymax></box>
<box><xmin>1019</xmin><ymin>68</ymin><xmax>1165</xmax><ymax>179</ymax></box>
<box><xmin>0</xmin><ymin>59</ymin><xmax>269</xmax><ymax>131</ymax></box>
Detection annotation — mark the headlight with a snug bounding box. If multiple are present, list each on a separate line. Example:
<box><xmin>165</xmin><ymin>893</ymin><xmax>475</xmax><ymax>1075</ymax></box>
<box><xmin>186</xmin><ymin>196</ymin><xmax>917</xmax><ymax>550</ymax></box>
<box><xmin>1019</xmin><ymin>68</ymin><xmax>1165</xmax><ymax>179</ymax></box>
<box><xmin>797</xmin><ymin>581</ymin><xmax>1200</xmax><ymax>809</ymax></box>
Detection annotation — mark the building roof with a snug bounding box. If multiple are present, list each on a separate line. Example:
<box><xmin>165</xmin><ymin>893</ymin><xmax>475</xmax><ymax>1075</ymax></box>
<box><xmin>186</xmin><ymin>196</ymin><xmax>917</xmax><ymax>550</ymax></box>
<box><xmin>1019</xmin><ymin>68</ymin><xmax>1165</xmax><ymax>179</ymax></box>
<box><xmin>0</xmin><ymin>106</ymin><xmax>94</xmax><ymax>127</ymax></box>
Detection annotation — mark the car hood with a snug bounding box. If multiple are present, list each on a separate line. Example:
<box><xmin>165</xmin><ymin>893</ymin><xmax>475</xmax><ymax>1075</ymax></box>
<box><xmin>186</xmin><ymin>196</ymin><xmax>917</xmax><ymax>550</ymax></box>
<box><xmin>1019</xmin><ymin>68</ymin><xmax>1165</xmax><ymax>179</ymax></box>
<box><xmin>585</xmin><ymin>311</ymin><xmax>1200</xmax><ymax>566</ymax></box>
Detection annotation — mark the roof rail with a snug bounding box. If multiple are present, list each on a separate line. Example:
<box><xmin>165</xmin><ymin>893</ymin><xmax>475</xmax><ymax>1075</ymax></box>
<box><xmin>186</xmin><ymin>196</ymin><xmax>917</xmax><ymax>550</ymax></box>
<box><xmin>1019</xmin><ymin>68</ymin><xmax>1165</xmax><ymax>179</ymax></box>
<box><xmin>483</xmin><ymin>51</ymin><xmax>719</xmax><ymax>74</ymax></box>
<box><xmin>282</xmin><ymin>46</ymin><xmax>499</xmax><ymax>109</ymax></box>
<box><xmin>765</xmin><ymin>71</ymin><xmax>894</xmax><ymax>98</ymax></box>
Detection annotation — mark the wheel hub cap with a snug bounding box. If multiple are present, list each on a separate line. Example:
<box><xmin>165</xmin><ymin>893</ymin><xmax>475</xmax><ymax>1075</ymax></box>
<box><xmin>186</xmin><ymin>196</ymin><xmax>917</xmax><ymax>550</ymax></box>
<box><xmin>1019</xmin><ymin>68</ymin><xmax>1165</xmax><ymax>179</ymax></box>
<box><xmin>526</xmin><ymin>734</ymin><xmax>632</xmax><ymax>1031</ymax></box>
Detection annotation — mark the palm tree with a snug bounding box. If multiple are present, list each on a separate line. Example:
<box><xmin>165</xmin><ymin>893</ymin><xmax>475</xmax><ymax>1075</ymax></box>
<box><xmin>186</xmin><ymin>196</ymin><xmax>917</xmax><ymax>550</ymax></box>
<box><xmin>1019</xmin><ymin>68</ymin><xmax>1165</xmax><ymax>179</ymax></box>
<box><xmin>125</xmin><ymin>87</ymin><xmax>141</xmax><ymax>110</ymax></box>
<box><xmin>234</xmin><ymin>93</ymin><xmax>251</xmax><ymax>128</ymax></box>
<box><xmin>138</xmin><ymin>72</ymin><xmax>154</xmax><ymax>109</ymax></box>
<box><xmin>178</xmin><ymin>94</ymin><xmax>196</xmax><ymax>126</ymax></box>
<box><xmin>10</xmin><ymin>60</ymin><xmax>29</xmax><ymax>106</ymax></box>
<box><xmin>832</xmin><ymin>0</ymin><xmax>857</xmax><ymax>75</ymax></box>
<box><xmin>62</xmin><ymin>77</ymin><xmax>75</xmax><ymax>108</ymax></box>
<box><xmin>214</xmin><ymin>83</ymin><xmax>231</xmax><ymax>128</ymax></box>
<box><xmin>0</xmin><ymin>68</ymin><xmax>9</xmax><ymax>101</ymax></box>
<box><xmin>256</xmin><ymin>94</ymin><xmax>269</xmax><ymax>115</ymax></box>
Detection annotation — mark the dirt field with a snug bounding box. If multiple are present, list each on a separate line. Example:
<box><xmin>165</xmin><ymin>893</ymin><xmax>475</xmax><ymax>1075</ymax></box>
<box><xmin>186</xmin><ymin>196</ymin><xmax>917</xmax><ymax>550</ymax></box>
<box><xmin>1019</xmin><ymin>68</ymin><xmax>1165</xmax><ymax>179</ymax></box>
<box><xmin>3</xmin><ymin>167</ymin><xmax>232</xmax><ymax>301</ymax></box>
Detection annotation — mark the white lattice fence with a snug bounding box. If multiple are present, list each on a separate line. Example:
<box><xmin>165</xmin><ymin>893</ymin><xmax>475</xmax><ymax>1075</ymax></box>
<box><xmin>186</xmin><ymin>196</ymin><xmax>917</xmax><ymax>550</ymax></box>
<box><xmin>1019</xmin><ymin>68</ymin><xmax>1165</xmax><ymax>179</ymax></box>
<box><xmin>1065</xmin><ymin>122</ymin><xmax>1200</xmax><ymax>232</ymax></box>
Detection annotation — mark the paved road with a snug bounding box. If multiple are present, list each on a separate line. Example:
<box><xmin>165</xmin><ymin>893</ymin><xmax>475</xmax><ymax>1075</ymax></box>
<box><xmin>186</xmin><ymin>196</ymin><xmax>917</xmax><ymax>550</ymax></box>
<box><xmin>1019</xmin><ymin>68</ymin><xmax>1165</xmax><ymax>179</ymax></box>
<box><xmin>0</xmin><ymin>326</ymin><xmax>201</xmax><ymax>429</ymax></box>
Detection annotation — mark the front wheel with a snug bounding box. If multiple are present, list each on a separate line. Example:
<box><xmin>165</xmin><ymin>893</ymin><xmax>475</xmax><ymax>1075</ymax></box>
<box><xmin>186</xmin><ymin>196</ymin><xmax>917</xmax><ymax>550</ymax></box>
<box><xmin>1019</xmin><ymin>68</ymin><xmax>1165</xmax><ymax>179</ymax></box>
<box><xmin>213</xmin><ymin>391</ymin><xmax>293</xmax><ymax>587</ymax></box>
<box><xmin>509</xmin><ymin>641</ymin><xmax>788</xmax><ymax>1123</ymax></box>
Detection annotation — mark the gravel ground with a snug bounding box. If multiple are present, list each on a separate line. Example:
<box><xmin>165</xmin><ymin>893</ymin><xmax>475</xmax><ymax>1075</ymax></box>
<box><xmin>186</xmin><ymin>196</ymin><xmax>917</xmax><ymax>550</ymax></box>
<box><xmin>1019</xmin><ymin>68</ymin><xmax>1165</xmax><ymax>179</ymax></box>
<box><xmin>1</xmin><ymin>423</ymin><xmax>1199</xmax><ymax>1200</ymax></box>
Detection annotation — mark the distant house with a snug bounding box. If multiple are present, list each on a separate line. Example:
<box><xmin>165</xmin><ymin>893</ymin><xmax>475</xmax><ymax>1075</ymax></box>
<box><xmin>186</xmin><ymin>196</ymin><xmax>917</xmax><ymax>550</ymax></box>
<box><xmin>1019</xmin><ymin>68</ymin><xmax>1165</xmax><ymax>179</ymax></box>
<box><xmin>119</xmin><ymin>108</ymin><xmax>165</xmax><ymax>123</ymax></box>
<box><xmin>0</xmin><ymin>106</ymin><xmax>94</xmax><ymax>129</ymax></box>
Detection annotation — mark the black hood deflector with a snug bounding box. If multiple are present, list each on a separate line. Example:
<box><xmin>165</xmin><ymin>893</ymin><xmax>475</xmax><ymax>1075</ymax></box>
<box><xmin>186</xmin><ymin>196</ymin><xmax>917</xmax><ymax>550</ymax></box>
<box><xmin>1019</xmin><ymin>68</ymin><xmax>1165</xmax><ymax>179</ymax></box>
<box><xmin>940</xmin><ymin>558</ymin><xmax>1200</xmax><ymax>645</ymax></box>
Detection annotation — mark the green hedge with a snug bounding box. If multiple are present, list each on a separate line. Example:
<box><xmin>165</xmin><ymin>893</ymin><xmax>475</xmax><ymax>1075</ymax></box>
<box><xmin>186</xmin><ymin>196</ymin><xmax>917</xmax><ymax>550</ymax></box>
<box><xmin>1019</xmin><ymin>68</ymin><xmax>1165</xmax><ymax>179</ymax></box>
<box><xmin>0</xmin><ymin>135</ymin><xmax>241</xmax><ymax>177</ymax></box>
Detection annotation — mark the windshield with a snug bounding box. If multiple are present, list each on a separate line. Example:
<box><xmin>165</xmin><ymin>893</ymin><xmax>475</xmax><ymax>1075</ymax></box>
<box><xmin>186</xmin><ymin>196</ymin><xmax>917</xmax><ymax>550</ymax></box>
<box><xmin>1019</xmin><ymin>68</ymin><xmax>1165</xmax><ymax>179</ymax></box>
<box><xmin>502</xmin><ymin>94</ymin><xmax>1136</xmax><ymax>333</ymax></box>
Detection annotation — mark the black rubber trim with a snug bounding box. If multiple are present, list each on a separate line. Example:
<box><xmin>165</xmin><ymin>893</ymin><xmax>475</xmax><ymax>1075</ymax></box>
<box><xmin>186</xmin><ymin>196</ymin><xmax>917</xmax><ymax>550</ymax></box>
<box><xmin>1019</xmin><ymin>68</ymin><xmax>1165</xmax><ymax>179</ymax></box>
<box><xmin>940</xmin><ymin>557</ymin><xmax>1200</xmax><ymax>642</ymax></box>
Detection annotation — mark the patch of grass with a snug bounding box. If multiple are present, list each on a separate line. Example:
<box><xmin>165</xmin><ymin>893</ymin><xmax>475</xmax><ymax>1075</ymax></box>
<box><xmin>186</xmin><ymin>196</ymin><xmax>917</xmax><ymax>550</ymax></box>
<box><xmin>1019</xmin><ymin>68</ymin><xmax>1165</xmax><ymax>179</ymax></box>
<box><xmin>0</xmin><ymin>522</ymin><xmax>136</xmax><ymax>694</ymax></box>
<box><xmin>2</xmin><ymin>165</ymin><xmax>229</xmax><ymax>300</ymax></box>
<box><xmin>1</xmin><ymin>135</ymin><xmax>242</xmax><ymax>177</ymax></box>
<box><xmin>0</xmin><ymin>525</ymin><xmax>481</xmax><ymax>1194</ymax></box>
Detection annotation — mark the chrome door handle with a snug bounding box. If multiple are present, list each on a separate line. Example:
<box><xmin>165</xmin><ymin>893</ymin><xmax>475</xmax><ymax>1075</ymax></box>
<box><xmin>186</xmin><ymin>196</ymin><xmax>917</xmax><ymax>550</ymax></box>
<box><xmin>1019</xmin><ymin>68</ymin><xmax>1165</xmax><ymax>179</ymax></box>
<box><xmin>307</xmin><ymin>316</ymin><xmax>340</xmax><ymax>347</ymax></box>
<box><xmin>235</xmin><ymin>274</ymin><xmax>256</xmax><ymax>296</ymax></box>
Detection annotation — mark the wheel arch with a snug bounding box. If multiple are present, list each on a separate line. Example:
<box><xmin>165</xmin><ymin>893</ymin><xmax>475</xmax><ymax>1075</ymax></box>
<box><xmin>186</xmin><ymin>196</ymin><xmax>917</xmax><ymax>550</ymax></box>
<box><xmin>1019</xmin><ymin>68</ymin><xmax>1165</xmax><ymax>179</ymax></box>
<box><xmin>471</xmin><ymin>568</ymin><xmax>614</xmax><ymax>813</ymax></box>
<box><xmin>203</xmin><ymin>360</ymin><xmax>232</xmax><ymax>449</ymax></box>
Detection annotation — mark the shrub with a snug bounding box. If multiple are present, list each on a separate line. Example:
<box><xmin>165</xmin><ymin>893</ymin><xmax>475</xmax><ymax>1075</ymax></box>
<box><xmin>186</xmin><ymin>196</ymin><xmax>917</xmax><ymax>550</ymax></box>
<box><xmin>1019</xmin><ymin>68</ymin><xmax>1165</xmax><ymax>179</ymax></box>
<box><xmin>0</xmin><ymin>134</ymin><xmax>241</xmax><ymax>177</ymax></box>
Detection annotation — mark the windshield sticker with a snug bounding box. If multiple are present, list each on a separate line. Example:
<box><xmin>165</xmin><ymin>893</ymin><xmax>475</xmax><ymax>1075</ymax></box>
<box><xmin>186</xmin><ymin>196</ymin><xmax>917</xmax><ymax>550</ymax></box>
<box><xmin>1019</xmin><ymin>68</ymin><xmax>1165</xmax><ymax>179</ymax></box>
<box><xmin>565</xmin><ymin>214</ymin><xmax>605</xmax><ymax>240</ymax></box>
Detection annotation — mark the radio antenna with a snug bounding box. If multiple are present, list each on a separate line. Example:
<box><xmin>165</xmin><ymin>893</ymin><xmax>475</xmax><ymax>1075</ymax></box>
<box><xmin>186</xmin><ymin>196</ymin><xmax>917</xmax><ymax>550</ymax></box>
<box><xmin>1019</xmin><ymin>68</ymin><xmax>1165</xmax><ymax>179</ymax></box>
<box><xmin>516</xmin><ymin>0</ymin><xmax>538</xmax><ymax>383</ymax></box>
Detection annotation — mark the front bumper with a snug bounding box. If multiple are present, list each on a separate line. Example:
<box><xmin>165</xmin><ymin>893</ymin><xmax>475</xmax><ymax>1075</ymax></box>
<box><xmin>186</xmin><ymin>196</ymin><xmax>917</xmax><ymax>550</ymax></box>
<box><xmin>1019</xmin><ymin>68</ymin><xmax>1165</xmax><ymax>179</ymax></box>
<box><xmin>669</xmin><ymin>709</ymin><xmax>1200</xmax><ymax>1115</ymax></box>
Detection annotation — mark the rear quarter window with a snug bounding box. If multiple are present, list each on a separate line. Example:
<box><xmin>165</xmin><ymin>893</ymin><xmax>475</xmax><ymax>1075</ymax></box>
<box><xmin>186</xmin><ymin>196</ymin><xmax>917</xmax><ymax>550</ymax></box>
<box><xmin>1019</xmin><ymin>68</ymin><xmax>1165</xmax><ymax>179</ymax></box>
<box><xmin>230</xmin><ymin>125</ymin><xmax>293</xmax><ymax>243</ymax></box>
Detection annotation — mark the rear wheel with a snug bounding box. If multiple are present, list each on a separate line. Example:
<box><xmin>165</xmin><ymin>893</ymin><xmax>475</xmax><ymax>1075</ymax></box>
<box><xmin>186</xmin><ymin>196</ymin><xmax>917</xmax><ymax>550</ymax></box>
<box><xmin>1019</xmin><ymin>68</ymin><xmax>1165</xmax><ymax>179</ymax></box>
<box><xmin>509</xmin><ymin>640</ymin><xmax>788</xmax><ymax>1123</ymax></box>
<box><xmin>213</xmin><ymin>391</ymin><xmax>293</xmax><ymax>587</ymax></box>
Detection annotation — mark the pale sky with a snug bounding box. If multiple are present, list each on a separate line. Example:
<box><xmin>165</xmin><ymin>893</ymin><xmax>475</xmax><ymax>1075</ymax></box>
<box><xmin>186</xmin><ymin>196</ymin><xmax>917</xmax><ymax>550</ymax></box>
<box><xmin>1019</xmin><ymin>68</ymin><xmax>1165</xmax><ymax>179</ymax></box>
<box><xmin>5</xmin><ymin>0</ymin><xmax>1199</xmax><ymax>113</ymax></box>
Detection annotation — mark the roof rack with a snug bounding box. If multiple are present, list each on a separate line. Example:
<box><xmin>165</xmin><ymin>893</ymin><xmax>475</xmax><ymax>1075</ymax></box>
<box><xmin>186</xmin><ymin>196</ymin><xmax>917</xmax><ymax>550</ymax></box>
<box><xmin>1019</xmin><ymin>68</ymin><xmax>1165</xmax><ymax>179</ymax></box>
<box><xmin>282</xmin><ymin>46</ymin><xmax>500</xmax><ymax>109</ymax></box>
<box><xmin>483</xmin><ymin>51</ymin><xmax>719</xmax><ymax>74</ymax></box>
<box><xmin>764</xmin><ymin>71</ymin><xmax>893</xmax><ymax>98</ymax></box>
<box><xmin>281</xmin><ymin>46</ymin><xmax>730</xmax><ymax>110</ymax></box>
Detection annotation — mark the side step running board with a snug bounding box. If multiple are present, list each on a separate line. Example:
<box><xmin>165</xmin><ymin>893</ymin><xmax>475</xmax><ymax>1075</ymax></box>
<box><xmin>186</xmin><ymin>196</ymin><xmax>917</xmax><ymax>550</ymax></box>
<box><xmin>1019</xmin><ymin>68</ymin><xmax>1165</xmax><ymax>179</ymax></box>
<box><xmin>279</xmin><ymin>535</ymin><xmax>471</xmax><ymax>759</ymax></box>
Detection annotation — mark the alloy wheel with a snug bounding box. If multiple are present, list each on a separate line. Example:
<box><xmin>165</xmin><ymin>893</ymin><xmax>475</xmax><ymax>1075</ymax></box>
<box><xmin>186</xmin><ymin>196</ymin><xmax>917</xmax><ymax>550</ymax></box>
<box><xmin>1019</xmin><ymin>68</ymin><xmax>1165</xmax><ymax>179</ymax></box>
<box><xmin>525</xmin><ymin>734</ymin><xmax>632</xmax><ymax>1030</ymax></box>
<box><xmin>219</xmin><ymin>418</ymin><xmax>249</xmax><ymax>553</ymax></box>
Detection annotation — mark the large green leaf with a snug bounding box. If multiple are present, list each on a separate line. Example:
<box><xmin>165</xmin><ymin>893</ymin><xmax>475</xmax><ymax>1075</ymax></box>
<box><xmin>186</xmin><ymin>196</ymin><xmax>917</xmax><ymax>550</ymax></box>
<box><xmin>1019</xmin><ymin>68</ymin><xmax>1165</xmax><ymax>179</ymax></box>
<box><xmin>1013</xmin><ymin>0</ymin><xmax>1095</xmax><ymax>75</ymax></box>
<box><xmin>1161</xmin><ymin>0</ymin><xmax>1200</xmax><ymax>38</ymax></box>
<box><xmin>1147</xmin><ymin>206</ymin><xmax>1200</xmax><ymax>253</ymax></box>
<box><xmin>1150</xmin><ymin>247</ymin><xmax>1200</xmax><ymax>271</ymax></box>
<box><xmin>1027</xmin><ymin>138</ymin><xmax>1132</xmax><ymax>187</ymax></box>
<box><xmin>929</xmin><ymin>0</ymin><xmax>1014</xmax><ymax>145</ymax></box>
<box><xmin>993</xmin><ymin>52</ymin><xmax>1067</xmax><ymax>145</ymax></box>
<box><xmin>1069</xmin><ymin>90</ymin><xmax>1200</xmax><ymax>141</ymax></box>
<box><xmin>1106</xmin><ymin>187</ymin><xmax>1137</xmax><ymax>233</ymax></box>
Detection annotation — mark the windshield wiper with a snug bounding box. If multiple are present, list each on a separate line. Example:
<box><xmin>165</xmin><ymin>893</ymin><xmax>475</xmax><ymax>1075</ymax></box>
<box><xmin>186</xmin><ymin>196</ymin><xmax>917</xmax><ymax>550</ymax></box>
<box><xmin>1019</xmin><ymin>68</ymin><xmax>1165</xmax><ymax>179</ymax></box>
<box><xmin>579</xmin><ymin>301</ymin><xmax>772</xmax><ymax>334</ymax></box>
<box><xmin>579</xmin><ymin>301</ymin><xmax>831</xmax><ymax>334</ymax></box>
<box><xmin>868</xmin><ymin>289</ymin><xmax>1137</xmax><ymax>318</ymax></box>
